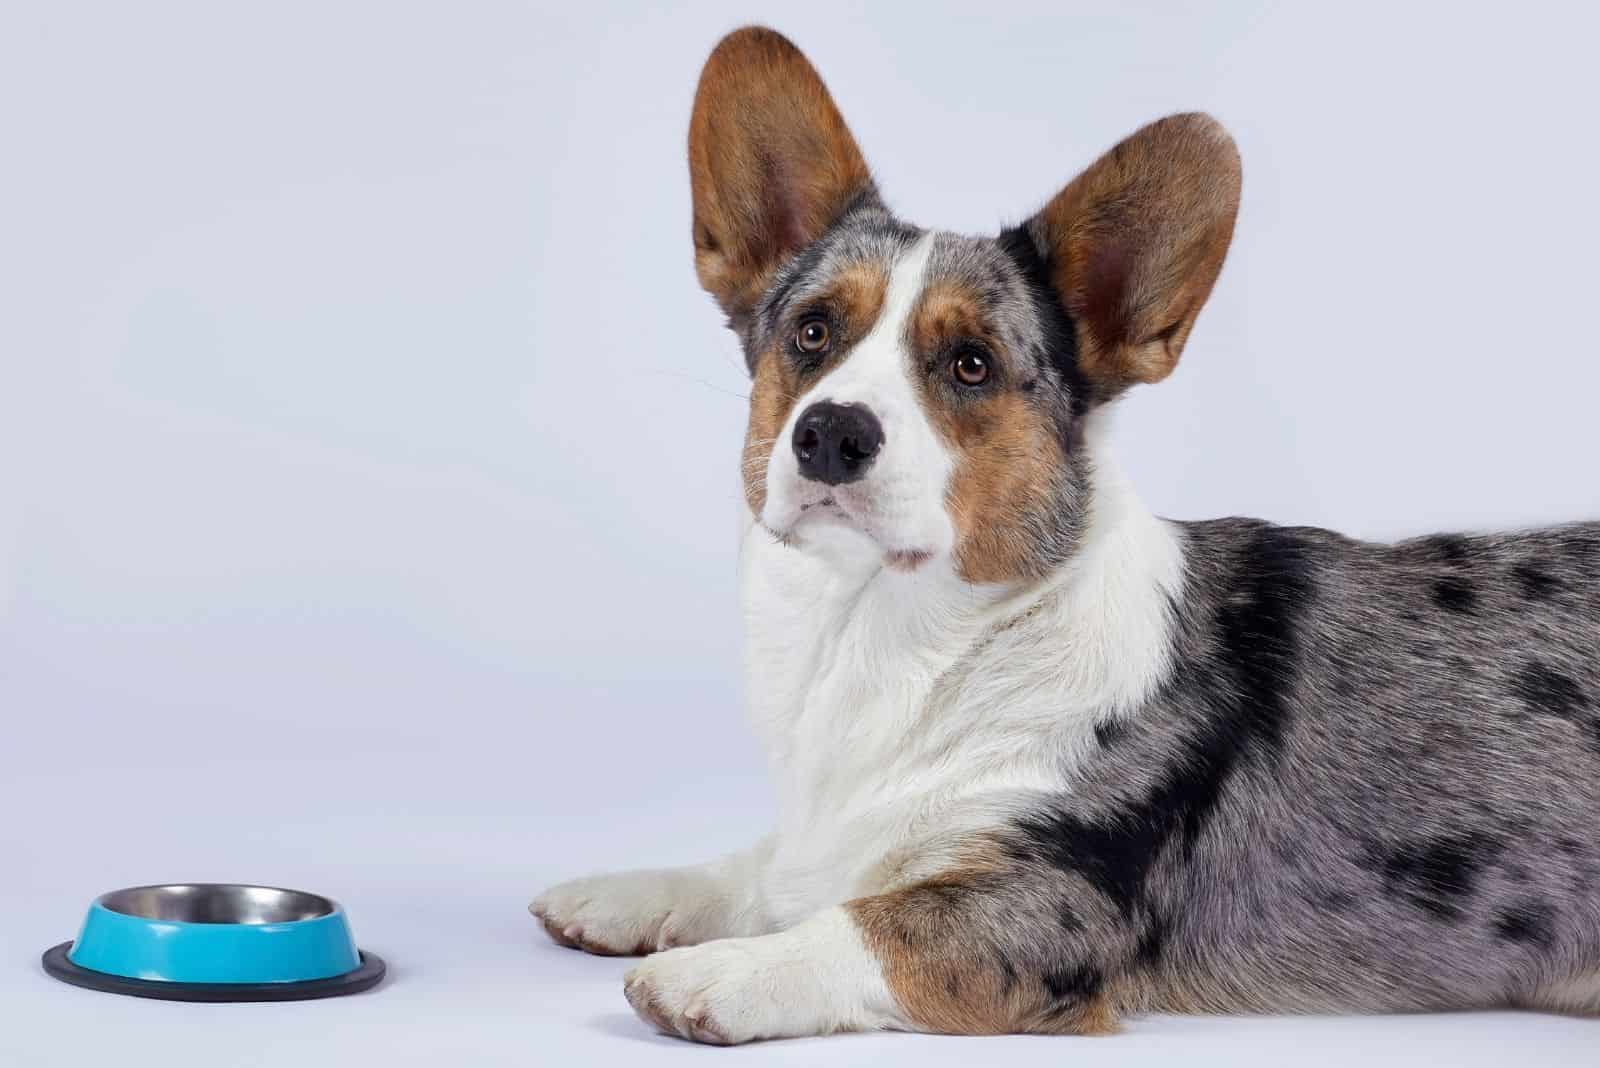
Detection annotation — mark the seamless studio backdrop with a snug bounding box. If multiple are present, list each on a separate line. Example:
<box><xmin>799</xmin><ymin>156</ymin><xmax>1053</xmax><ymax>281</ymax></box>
<box><xmin>2</xmin><ymin>2</ymin><xmax>1598</xmax><ymax>1066</ymax></box>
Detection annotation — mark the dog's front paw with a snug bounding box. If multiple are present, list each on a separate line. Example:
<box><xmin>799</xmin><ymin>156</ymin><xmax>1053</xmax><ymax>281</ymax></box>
<box><xmin>622</xmin><ymin>911</ymin><xmax>895</xmax><ymax>1045</ymax></box>
<box><xmin>623</xmin><ymin>940</ymin><xmax>783</xmax><ymax>1045</ymax></box>
<box><xmin>530</xmin><ymin>868</ymin><xmax>730</xmax><ymax>956</ymax></box>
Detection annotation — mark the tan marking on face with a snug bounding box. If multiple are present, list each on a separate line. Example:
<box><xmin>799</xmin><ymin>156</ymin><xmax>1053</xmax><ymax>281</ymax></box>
<box><xmin>742</xmin><ymin>355</ymin><xmax>797</xmax><ymax>516</ymax></box>
<box><xmin>741</xmin><ymin>264</ymin><xmax>888</xmax><ymax>515</ymax></box>
<box><xmin>908</xmin><ymin>282</ymin><xmax>1003</xmax><ymax>358</ymax></box>
<box><xmin>909</xmin><ymin>281</ymin><xmax>1067</xmax><ymax>585</ymax></box>
<box><xmin>826</xmin><ymin>262</ymin><xmax>890</xmax><ymax>347</ymax></box>
<box><xmin>849</xmin><ymin>863</ymin><xmax>1121</xmax><ymax>1036</ymax></box>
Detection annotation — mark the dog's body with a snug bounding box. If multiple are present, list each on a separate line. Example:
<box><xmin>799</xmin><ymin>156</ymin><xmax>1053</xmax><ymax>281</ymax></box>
<box><xmin>532</xmin><ymin>28</ymin><xmax>1600</xmax><ymax>1043</ymax></box>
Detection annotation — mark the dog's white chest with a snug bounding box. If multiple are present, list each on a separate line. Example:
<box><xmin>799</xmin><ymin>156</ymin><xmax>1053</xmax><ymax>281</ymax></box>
<box><xmin>742</xmin><ymin>533</ymin><xmax>953</xmax><ymax>786</ymax></box>
<box><xmin>737</xmin><ymin>526</ymin><xmax>989</xmax><ymax>924</ymax></box>
<box><xmin>736</xmin><ymin>477</ymin><xmax>1188</xmax><ymax>928</ymax></box>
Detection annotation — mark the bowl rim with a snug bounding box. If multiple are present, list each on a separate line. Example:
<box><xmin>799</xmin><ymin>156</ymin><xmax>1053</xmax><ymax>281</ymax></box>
<box><xmin>92</xmin><ymin>883</ymin><xmax>344</xmax><ymax>926</ymax></box>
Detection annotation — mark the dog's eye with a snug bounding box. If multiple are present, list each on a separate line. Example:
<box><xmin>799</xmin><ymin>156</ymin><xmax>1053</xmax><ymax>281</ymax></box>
<box><xmin>795</xmin><ymin>318</ymin><xmax>831</xmax><ymax>355</ymax></box>
<box><xmin>952</xmin><ymin>349</ymin><xmax>990</xmax><ymax>386</ymax></box>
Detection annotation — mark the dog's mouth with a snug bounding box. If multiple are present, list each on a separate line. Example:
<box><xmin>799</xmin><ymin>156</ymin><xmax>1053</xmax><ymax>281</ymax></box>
<box><xmin>762</xmin><ymin>488</ymin><xmax>936</xmax><ymax>571</ymax></box>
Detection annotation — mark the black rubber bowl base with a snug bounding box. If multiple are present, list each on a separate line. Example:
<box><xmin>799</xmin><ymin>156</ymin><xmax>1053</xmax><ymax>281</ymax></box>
<box><xmin>41</xmin><ymin>943</ymin><xmax>386</xmax><ymax>1002</ymax></box>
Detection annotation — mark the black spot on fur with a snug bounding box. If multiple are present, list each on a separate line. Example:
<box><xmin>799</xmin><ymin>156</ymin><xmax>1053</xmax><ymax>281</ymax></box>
<box><xmin>1013</xmin><ymin>808</ymin><xmax>1160</xmax><ymax>920</ymax></box>
<box><xmin>1513</xmin><ymin>562</ymin><xmax>1562</xmax><ymax>601</ymax></box>
<box><xmin>1494</xmin><ymin>902</ymin><xmax>1554</xmax><ymax>946</ymax></box>
<box><xmin>1093</xmin><ymin>719</ymin><xmax>1128</xmax><ymax>749</ymax></box>
<box><xmin>1378</xmin><ymin>834</ymin><xmax>1502</xmax><ymax>920</ymax></box>
<box><xmin>1057</xmin><ymin>901</ymin><xmax>1084</xmax><ymax>933</ymax></box>
<box><xmin>1009</xmin><ymin>525</ymin><xmax>1312</xmax><ymax>916</ymax></box>
<box><xmin>1040</xmin><ymin>964</ymin><xmax>1103</xmax><ymax>1003</ymax></box>
<box><xmin>1432</xmin><ymin>576</ymin><xmax>1478</xmax><ymax>613</ymax></box>
<box><xmin>997</xmin><ymin>224</ymin><xmax>1091</xmax><ymax>419</ymax></box>
<box><xmin>1514</xmin><ymin>660</ymin><xmax>1600</xmax><ymax>752</ymax></box>
<box><xmin>1422</xmin><ymin>534</ymin><xmax>1472</xmax><ymax>564</ymax></box>
<box><xmin>1513</xmin><ymin>659</ymin><xmax>1588</xmax><ymax>722</ymax></box>
<box><xmin>1412</xmin><ymin>534</ymin><xmax>1480</xmax><ymax>612</ymax></box>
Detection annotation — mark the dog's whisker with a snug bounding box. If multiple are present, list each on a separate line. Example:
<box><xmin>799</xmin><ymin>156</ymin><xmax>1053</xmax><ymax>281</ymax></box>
<box><xmin>644</xmin><ymin>368</ymin><xmax>750</xmax><ymax>402</ymax></box>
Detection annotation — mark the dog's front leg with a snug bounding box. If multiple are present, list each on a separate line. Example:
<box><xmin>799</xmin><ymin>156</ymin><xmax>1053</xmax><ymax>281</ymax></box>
<box><xmin>531</xmin><ymin>838</ymin><xmax>774</xmax><ymax>956</ymax></box>
<box><xmin>623</xmin><ymin>876</ymin><xmax>1120</xmax><ymax>1044</ymax></box>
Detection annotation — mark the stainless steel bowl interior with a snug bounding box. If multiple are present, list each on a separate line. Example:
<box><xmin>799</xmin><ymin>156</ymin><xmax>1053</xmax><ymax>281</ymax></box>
<box><xmin>98</xmin><ymin>884</ymin><xmax>337</xmax><ymax>925</ymax></box>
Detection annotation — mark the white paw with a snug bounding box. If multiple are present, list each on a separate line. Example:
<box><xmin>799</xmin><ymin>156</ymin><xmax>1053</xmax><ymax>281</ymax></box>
<box><xmin>530</xmin><ymin>868</ymin><xmax>730</xmax><ymax>957</ymax></box>
<box><xmin>623</xmin><ymin>940</ymin><xmax>785</xmax><ymax>1045</ymax></box>
<box><xmin>622</xmin><ymin>909</ymin><xmax>903</xmax><ymax>1045</ymax></box>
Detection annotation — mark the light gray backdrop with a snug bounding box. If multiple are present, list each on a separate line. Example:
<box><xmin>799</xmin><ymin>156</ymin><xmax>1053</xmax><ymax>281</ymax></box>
<box><xmin>2</xmin><ymin>2</ymin><xmax>1597</xmax><ymax>1065</ymax></box>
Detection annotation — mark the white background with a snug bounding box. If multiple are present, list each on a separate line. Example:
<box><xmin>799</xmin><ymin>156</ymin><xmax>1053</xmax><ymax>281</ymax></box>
<box><xmin>3</xmin><ymin>1</ymin><xmax>1598</xmax><ymax>1064</ymax></box>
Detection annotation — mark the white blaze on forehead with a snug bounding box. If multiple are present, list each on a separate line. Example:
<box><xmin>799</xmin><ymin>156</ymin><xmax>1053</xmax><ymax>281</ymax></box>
<box><xmin>809</xmin><ymin>233</ymin><xmax>936</xmax><ymax>448</ymax></box>
<box><xmin>762</xmin><ymin>234</ymin><xmax>955</xmax><ymax>563</ymax></box>
<box><xmin>859</xmin><ymin>233</ymin><xmax>936</xmax><ymax>361</ymax></box>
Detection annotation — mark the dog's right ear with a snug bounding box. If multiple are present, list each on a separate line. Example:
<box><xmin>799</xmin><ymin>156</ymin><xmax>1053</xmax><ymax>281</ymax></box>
<box><xmin>688</xmin><ymin>27</ymin><xmax>875</xmax><ymax>328</ymax></box>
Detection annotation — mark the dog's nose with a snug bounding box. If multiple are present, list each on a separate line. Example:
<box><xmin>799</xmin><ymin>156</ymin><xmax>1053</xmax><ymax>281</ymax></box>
<box><xmin>792</xmin><ymin>401</ymin><xmax>883</xmax><ymax>485</ymax></box>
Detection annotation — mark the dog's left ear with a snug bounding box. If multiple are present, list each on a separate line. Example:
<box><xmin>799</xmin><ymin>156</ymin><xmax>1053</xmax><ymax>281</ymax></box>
<box><xmin>1028</xmin><ymin>113</ymin><xmax>1241</xmax><ymax>396</ymax></box>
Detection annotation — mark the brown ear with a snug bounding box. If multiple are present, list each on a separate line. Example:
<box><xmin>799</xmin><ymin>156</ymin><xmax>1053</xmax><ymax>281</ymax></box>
<box><xmin>1030</xmin><ymin>113</ymin><xmax>1241</xmax><ymax>394</ymax></box>
<box><xmin>688</xmin><ymin>27</ymin><xmax>875</xmax><ymax>326</ymax></box>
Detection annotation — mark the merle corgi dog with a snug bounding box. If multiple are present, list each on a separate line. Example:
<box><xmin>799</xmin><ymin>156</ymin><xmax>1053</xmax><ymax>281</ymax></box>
<box><xmin>531</xmin><ymin>26</ymin><xmax>1600</xmax><ymax>1044</ymax></box>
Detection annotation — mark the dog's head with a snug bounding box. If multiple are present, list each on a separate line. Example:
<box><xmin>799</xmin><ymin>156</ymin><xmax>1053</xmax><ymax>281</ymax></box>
<box><xmin>690</xmin><ymin>28</ymin><xmax>1239</xmax><ymax>584</ymax></box>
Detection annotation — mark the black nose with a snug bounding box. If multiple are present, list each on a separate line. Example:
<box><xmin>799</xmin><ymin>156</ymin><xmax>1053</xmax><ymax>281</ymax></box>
<box><xmin>792</xmin><ymin>401</ymin><xmax>883</xmax><ymax>485</ymax></box>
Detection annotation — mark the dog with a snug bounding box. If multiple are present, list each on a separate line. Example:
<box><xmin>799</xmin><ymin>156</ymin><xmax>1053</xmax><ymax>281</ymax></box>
<box><xmin>531</xmin><ymin>26</ymin><xmax>1600</xmax><ymax>1044</ymax></box>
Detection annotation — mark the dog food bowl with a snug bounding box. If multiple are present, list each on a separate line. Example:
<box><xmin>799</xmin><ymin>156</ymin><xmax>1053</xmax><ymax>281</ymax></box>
<box><xmin>41</xmin><ymin>884</ymin><xmax>385</xmax><ymax>1002</ymax></box>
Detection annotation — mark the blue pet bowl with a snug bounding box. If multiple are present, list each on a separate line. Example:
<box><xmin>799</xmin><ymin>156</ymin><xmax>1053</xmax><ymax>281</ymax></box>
<box><xmin>41</xmin><ymin>884</ymin><xmax>385</xmax><ymax>1002</ymax></box>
